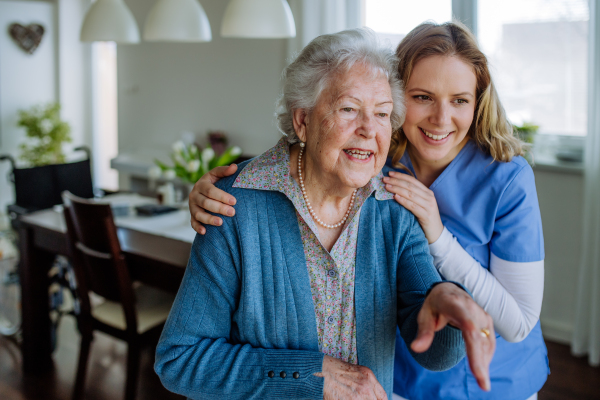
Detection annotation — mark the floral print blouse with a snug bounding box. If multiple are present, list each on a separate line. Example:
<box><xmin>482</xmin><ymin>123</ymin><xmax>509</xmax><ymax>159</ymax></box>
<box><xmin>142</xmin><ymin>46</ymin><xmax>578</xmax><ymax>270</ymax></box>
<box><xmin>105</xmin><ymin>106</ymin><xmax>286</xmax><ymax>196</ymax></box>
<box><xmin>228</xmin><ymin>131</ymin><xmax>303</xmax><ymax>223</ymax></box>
<box><xmin>233</xmin><ymin>138</ymin><xmax>393</xmax><ymax>364</ymax></box>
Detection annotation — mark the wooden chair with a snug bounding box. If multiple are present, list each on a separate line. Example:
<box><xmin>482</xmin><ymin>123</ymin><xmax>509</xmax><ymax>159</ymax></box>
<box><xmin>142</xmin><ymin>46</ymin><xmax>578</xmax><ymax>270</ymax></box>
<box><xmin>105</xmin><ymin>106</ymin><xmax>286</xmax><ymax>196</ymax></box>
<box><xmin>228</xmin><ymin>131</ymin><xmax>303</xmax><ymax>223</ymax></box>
<box><xmin>62</xmin><ymin>191</ymin><xmax>175</xmax><ymax>400</ymax></box>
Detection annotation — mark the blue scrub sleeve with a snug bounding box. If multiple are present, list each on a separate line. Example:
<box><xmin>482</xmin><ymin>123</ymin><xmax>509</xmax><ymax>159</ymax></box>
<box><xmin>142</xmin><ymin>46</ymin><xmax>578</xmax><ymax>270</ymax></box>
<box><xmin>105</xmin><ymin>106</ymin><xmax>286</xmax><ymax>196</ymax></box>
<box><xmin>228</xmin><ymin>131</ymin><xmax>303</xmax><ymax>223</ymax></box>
<box><xmin>490</xmin><ymin>164</ymin><xmax>544</xmax><ymax>263</ymax></box>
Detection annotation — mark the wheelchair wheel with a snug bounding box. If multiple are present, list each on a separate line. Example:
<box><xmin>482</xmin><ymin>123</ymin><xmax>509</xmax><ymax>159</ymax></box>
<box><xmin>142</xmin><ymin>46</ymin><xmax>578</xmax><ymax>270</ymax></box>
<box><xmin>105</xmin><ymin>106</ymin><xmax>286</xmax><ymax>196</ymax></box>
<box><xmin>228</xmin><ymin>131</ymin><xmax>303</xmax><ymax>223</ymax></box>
<box><xmin>0</xmin><ymin>257</ymin><xmax>20</xmax><ymax>338</ymax></box>
<box><xmin>49</xmin><ymin>256</ymin><xmax>79</xmax><ymax>352</ymax></box>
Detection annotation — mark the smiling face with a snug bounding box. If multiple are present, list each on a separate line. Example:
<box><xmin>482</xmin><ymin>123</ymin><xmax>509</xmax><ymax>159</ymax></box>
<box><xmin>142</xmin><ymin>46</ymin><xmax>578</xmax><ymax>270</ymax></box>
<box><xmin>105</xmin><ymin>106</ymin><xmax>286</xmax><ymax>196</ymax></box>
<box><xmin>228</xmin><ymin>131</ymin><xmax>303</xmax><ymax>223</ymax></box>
<box><xmin>294</xmin><ymin>64</ymin><xmax>394</xmax><ymax>194</ymax></box>
<box><xmin>403</xmin><ymin>55</ymin><xmax>477</xmax><ymax>168</ymax></box>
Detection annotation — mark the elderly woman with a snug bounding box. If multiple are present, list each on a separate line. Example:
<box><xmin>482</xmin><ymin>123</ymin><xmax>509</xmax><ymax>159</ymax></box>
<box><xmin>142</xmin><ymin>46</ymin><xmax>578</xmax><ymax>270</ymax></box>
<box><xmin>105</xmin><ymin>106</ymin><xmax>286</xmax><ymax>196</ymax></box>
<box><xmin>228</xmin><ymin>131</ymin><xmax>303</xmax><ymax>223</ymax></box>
<box><xmin>155</xmin><ymin>28</ymin><xmax>494</xmax><ymax>400</ymax></box>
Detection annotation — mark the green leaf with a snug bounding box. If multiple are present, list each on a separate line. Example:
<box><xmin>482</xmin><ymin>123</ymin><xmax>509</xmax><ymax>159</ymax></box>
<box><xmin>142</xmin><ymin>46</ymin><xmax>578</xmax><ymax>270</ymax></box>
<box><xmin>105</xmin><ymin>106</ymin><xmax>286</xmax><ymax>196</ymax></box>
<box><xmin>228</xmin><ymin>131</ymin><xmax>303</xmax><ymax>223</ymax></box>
<box><xmin>212</xmin><ymin>147</ymin><xmax>241</xmax><ymax>168</ymax></box>
<box><xmin>17</xmin><ymin>102</ymin><xmax>71</xmax><ymax>166</ymax></box>
<box><xmin>154</xmin><ymin>159</ymin><xmax>169</xmax><ymax>171</ymax></box>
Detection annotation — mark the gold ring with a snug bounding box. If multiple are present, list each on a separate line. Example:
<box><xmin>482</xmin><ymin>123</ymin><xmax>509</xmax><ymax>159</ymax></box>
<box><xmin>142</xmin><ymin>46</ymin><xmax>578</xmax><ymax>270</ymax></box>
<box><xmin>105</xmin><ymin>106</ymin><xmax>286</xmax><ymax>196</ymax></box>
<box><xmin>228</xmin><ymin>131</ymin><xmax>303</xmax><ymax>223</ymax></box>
<box><xmin>480</xmin><ymin>328</ymin><xmax>491</xmax><ymax>338</ymax></box>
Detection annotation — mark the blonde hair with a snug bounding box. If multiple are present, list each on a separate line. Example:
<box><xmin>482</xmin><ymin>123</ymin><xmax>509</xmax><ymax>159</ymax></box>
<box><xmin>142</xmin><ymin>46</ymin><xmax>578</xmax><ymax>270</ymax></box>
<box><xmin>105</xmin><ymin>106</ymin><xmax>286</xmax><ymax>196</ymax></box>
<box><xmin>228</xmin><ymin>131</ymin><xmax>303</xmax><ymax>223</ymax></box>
<box><xmin>390</xmin><ymin>21</ymin><xmax>525</xmax><ymax>167</ymax></box>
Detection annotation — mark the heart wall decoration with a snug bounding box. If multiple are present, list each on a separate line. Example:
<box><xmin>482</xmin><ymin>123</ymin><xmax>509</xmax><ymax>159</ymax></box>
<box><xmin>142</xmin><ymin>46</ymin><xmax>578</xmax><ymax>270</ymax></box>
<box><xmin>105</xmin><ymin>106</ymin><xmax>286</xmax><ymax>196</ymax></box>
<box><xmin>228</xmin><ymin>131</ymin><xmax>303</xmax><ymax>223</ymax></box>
<box><xmin>9</xmin><ymin>23</ymin><xmax>45</xmax><ymax>55</ymax></box>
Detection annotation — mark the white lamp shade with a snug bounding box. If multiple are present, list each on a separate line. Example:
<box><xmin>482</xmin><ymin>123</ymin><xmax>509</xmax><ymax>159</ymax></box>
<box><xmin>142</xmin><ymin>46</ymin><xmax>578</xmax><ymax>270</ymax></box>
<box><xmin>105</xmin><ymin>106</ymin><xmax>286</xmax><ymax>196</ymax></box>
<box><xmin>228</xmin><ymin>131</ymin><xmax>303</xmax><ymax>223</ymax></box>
<box><xmin>143</xmin><ymin>0</ymin><xmax>212</xmax><ymax>42</ymax></box>
<box><xmin>80</xmin><ymin>0</ymin><xmax>140</xmax><ymax>43</ymax></box>
<box><xmin>221</xmin><ymin>0</ymin><xmax>296</xmax><ymax>39</ymax></box>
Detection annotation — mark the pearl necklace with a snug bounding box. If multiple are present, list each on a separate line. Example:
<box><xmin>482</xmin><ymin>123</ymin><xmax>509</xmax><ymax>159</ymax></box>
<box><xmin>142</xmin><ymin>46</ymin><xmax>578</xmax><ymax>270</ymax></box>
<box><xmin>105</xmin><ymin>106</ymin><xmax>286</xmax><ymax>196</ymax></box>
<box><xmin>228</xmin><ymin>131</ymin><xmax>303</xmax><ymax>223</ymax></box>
<box><xmin>297</xmin><ymin>142</ymin><xmax>356</xmax><ymax>229</ymax></box>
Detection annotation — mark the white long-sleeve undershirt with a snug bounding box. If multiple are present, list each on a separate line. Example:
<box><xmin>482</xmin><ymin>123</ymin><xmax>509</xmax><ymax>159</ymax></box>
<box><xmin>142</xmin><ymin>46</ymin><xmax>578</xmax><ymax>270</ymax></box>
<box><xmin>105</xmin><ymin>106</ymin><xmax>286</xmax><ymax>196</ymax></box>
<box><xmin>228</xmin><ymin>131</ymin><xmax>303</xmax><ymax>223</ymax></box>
<box><xmin>429</xmin><ymin>227</ymin><xmax>544</xmax><ymax>343</ymax></box>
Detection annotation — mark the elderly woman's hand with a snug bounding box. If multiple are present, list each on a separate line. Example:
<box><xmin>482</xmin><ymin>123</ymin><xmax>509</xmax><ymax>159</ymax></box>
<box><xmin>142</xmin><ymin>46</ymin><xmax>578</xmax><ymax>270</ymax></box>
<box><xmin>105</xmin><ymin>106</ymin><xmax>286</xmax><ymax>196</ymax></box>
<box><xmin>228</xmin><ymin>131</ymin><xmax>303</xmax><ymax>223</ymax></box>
<box><xmin>189</xmin><ymin>164</ymin><xmax>238</xmax><ymax>235</ymax></box>
<box><xmin>315</xmin><ymin>355</ymin><xmax>387</xmax><ymax>400</ymax></box>
<box><xmin>383</xmin><ymin>171</ymin><xmax>444</xmax><ymax>244</ymax></box>
<box><xmin>411</xmin><ymin>282</ymin><xmax>495</xmax><ymax>392</ymax></box>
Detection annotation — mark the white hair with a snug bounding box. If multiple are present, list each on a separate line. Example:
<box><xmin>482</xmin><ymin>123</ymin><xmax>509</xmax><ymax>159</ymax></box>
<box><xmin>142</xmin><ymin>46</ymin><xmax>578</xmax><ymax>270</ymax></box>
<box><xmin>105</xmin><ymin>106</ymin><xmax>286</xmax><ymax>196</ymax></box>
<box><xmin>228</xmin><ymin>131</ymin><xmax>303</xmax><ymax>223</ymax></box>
<box><xmin>275</xmin><ymin>27</ymin><xmax>405</xmax><ymax>143</ymax></box>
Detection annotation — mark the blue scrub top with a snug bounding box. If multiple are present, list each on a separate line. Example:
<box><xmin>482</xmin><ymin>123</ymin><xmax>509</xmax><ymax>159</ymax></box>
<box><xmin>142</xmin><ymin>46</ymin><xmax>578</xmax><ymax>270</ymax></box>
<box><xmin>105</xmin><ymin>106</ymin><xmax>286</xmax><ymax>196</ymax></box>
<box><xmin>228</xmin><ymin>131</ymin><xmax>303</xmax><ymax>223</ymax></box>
<box><xmin>389</xmin><ymin>140</ymin><xmax>549</xmax><ymax>400</ymax></box>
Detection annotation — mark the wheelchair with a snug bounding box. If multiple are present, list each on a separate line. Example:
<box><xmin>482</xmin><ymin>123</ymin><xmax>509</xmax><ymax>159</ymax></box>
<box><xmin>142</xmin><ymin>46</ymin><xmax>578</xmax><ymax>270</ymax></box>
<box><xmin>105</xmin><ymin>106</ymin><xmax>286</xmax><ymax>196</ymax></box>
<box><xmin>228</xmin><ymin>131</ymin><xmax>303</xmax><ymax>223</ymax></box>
<box><xmin>0</xmin><ymin>146</ymin><xmax>93</xmax><ymax>347</ymax></box>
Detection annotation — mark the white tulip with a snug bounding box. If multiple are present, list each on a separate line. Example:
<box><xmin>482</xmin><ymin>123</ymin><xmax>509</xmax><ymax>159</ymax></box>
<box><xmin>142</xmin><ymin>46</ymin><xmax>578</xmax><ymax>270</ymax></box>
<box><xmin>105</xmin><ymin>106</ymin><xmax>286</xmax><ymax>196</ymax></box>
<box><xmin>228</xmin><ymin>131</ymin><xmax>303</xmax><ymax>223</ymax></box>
<box><xmin>148</xmin><ymin>166</ymin><xmax>162</xmax><ymax>179</ymax></box>
<box><xmin>172</xmin><ymin>140</ymin><xmax>186</xmax><ymax>153</ymax></box>
<box><xmin>164</xmin><ymin>169</ymin><xmax>176</xmax><ymax>180</ymax></box>
<box><xmin>230</xmin><ymin>146</ymin><xmax>242</xmax><ymax>157</ymax></box>
<box><xmin>201</xmin><ymin>147</ymin><xmax>215</xmax><ymax>162</ymax></box>
<box><xmin>174</xmin><ymin>153</ymin><xmax>187</xmax><ymax>167</ymax></box>
<box><xmin>187</xmin><ymin>159</ymin><xmax>200</xmax><ymax>173</ymax></box>
<box><xmin>180</xmin><ymin>130</ymin><xmax>195</xmax><ymax>145</ymax></box>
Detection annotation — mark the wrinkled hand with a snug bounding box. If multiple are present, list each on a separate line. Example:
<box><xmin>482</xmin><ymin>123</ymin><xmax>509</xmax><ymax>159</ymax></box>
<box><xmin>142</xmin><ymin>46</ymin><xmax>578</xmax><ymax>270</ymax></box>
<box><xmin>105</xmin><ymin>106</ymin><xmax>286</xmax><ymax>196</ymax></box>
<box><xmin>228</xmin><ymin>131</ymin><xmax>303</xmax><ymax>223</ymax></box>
<box><xmin>383</xmin><ymin>171</ymin><xmax>443</xmax><ymax>243</ymax></box>
<box><xmin>189</xmin><ymin>164</ymin><xmax>238</xmax><ymax>234</ymax></box>
<box><xmin>315</xmin><ymin>355</ymin><xmax>387</xmax><ymax>400</ymax></box>
<box><xmin>411</xmin><ymin>282</ymin><xmax>495</xmax><ymax>392</ymax></box>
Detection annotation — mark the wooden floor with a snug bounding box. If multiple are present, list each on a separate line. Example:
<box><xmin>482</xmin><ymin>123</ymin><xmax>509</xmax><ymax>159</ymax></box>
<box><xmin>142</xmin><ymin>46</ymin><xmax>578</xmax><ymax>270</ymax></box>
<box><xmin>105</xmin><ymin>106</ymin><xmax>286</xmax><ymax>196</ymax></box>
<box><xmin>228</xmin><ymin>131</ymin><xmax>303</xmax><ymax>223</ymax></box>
<box><xmin>0</xmin><ymin>317</ymin><xmax>182</xmax><ymax>400</ymax></box>
<box><xmin>538</xmin><ymin>341</ymin><xmax>600</xmax><ymax>400</ymax></box>
<box><xmin>0</xmin><ymin>316</ymin><xmax>598</xmax><ymax>400</ymax></box>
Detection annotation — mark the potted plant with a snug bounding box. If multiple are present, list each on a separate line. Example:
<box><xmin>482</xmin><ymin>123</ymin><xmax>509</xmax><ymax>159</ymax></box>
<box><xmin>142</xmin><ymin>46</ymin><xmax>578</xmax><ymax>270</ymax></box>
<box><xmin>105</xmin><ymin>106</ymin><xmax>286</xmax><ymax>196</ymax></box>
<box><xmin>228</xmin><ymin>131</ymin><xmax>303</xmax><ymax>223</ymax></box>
<box><xmin>513</xmin><ymin>121</ymin><xmax>539</xmax><ymax>145</ymax></box>
<box><xmin>151</xmin><ymin>136</ymin><xmax>242</xmax><ymax>204</ymax></box>
<box><xmin>154</xmin><ymin>139</ymin><xmax>242</xmax><ymax>185</ymax></box>
<box><xmin>513</xmin><ymin>122</ymin><xmax>539</xmax><ymax>164</ymax></box>
<box><xmin>17</xmin><ymin>102</ymin><xmax>71</xmax><ymax>166</ymax></box>
<box><xmin>1</xmin><ymin>102</ymin><xmax>93</xmax><ymax>212</ymax></box>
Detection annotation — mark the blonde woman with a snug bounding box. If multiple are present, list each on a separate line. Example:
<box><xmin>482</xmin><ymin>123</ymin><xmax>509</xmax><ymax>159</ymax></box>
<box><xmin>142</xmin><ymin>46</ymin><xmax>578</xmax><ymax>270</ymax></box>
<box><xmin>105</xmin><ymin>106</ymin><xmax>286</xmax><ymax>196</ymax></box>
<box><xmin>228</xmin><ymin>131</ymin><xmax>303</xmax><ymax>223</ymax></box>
<box><xmin>188</xmin><ymin>22</ymin><xmax>546</xmax><ymax>400</ymax></box>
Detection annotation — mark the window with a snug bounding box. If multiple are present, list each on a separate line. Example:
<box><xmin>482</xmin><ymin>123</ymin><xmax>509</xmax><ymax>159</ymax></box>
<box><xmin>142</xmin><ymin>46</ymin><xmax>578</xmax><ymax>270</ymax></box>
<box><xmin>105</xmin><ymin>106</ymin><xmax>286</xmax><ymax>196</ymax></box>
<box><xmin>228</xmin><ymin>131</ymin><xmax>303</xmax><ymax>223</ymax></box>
<box><xmin>363</xmin><ymin>0</ymin><xmax>452</xmax><ymax>49</ymax></box>
<box><xmin>360</xmin><ymin>0</ymin><xmax>594</xmax><ymax>164</ymax></box>
<box><xmin>478</xmin><ymin>0</ymin><xmax>589</xmax><ymax>137</ymax></box>
<box><xmin>92</xmin><ymin>42</ymin><xmax>118</xmax><ymax>191</ymax></box>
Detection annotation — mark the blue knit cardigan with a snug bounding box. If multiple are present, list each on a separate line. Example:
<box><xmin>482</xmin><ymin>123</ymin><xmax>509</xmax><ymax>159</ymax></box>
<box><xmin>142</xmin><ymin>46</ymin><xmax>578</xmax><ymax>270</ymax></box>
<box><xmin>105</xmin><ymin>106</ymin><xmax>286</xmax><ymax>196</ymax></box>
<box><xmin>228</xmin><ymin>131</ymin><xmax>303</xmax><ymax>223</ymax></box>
<box><xmin>155</xmin><ymin>164</ymin><xmax>466</xmax><ymax>399</ymax></box>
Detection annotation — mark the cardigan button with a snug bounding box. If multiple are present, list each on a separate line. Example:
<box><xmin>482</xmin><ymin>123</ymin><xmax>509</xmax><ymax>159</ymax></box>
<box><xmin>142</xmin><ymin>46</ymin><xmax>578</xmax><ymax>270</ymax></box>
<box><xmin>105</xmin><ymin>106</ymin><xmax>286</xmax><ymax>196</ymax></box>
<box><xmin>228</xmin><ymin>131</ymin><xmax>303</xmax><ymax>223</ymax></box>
<box><xmin>280</xmin><ymin>371</ymin><xmax>287</xmax><ymax>378</ymax></box>
<box><xmin>268</xmin><ymin>371</ymin><xmax>274</xmax><ymax>378</ymax></box>
<box><xmin>293</xmin><ymin>372</ymin><xmax>300</xmax><ymax>379</ymax></box>
<box><xmin>328</xmin><ymin>270</ymin><xmax>336</xmax><ymax>278</ymax></box>
<box><xmin>328</xmin><ymin>316</ymin><xmax>335</xmax><ymax>324</ymax></box>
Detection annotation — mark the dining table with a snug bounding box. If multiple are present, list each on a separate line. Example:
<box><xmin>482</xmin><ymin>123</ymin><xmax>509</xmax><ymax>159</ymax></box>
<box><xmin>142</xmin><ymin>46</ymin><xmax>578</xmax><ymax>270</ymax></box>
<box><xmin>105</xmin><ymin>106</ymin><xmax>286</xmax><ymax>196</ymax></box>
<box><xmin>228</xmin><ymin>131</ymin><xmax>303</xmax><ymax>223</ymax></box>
<box><xmin>17</xmin><ymin>194</ymin><xmax>195</xmax><ymax>374</ymax></box>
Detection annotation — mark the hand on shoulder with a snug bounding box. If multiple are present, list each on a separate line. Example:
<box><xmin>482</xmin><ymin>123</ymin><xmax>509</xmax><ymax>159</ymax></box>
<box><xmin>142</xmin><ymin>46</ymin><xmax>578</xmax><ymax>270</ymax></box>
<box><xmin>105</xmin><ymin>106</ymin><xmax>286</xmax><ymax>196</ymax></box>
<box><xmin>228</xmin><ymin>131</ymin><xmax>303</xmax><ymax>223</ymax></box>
<box><xmin>189</xmin><ymin>164</ymin><xmax>238</xmax><ymax>235</ymax></box>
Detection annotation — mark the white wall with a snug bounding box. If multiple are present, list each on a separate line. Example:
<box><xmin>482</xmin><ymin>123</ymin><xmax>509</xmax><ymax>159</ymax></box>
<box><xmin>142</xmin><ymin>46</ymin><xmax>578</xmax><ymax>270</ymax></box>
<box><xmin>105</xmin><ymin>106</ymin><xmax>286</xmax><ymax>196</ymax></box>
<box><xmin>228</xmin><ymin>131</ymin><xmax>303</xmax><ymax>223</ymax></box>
<box><xmin>117</xmin><ymin>0</ymin><xmax>288</xmax><ymax>158</ymax></box>
<box><xmin>0</xmin><ymin>0</ymin><xmax>92</xmax><ymax>212</ymax></box>
<box><xmin>57</xmin><ymin>0</ymin><xmax>93</xmax><ymax>152</ymax></box>
<box><xmin>535</xmin><ymin>167</ymin><xmax>585</xmax><ymax>343</ymax></box>
<box><xmin>0</xmin><ymin>0</ymin><xmax>57</xmax><ymax>210</ymax></box>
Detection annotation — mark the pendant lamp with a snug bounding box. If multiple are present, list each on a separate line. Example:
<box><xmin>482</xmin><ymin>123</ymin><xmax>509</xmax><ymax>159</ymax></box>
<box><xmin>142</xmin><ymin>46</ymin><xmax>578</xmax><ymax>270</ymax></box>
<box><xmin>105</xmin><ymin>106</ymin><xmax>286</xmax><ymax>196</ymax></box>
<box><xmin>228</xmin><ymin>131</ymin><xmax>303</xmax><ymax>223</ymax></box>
<box><xmin>80</xmin><ymin>0</ymin><xmax>140</xmax><ymax>43</ymax></box>
<box><xmin>143</xmin><ymin>0</ymin><xmax>212</xmax><ymax>42</ymax></box>
<box><xmin>221</xmin><ymin>0</ymin><xmax>296</xmax><ymax>39</ymax></box>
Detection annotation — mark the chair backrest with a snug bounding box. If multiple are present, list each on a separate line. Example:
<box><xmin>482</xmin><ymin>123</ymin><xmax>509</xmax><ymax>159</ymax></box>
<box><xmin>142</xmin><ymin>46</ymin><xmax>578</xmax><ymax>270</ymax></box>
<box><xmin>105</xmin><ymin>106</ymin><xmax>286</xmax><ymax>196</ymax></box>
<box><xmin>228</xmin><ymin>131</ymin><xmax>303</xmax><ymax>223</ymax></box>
<box><xmin>62</xmin><ymin>191</ymin><xmax>137</xmax><ymax>331</ymax></box>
